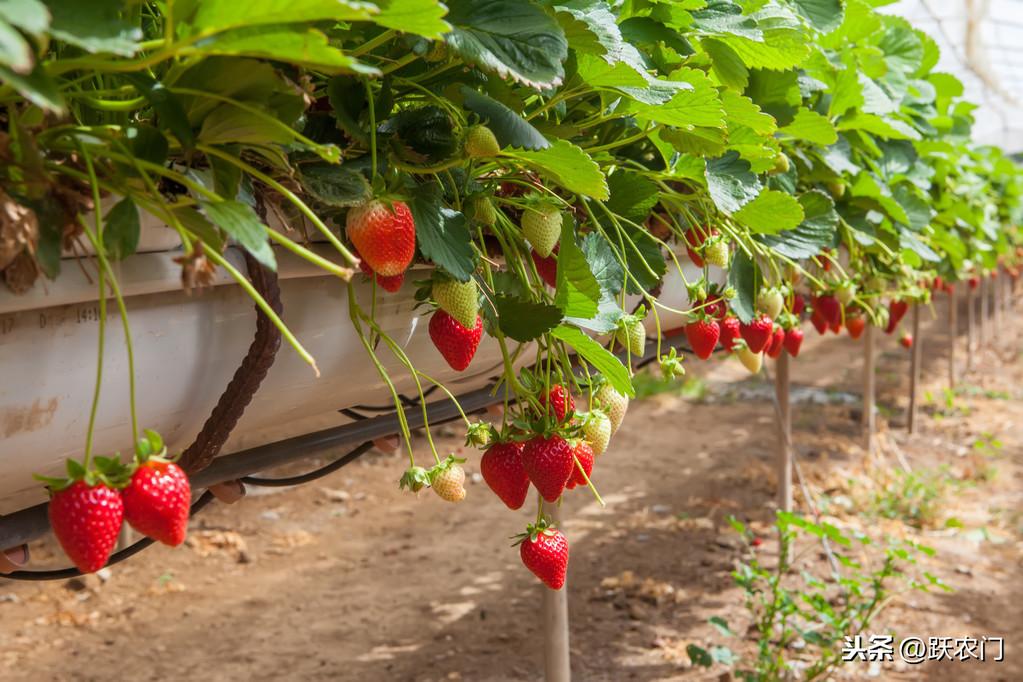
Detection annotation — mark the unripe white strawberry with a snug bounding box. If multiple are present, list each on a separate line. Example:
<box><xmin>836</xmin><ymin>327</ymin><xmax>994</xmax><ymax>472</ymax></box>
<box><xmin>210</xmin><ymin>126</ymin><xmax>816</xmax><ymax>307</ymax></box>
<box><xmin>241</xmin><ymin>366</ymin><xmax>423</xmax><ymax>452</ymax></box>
<box><xmin>465</xmin><ymin>125</ymin><xmax>501</xmax><ymax>158</ymax></box>
<box><xmin>593</xmin><ymin>383</ymin><xmax>629</xmax><ymax>434</ymax></box>
<box><xmin>433</xmin><ymin>278</ymin><xmax>479</xmax><ymax>329</ymax></box>
<box><xmin>522</xmin><ymin>204</ymin><xmax>562</xmax><ymax>257</ymax></box>
<box><xmin>616</xmin><ymin>318</ymin><xmax>646</xmax><ymax>356</ymax></box>
<box><xmin>737</xmin><ymin>346</ymin><xmax>763</xmax><ymax>374</ymax></box>
<box><xmin>432</xmin><ymin>464</ymin><xmax>466</xmax><ymax>502</ymax></box>
<box><xmin>703</xmin><ymin>238</ymin><xmax>729</xmax><ymax>268</ymax></box>
<box><xmin>836</xmin><ymin>282</ymin><xmax>856</xmax><ymax>306</ymax></box>
<box><xmin>758</xmin><ymin>288</ymin><xmax>784</xmax><ymax>319</ymax></box>
<box><xmin>583</xmin><ymin>410</ymin><xmax>612</xmax><ymax>456</ymax></box>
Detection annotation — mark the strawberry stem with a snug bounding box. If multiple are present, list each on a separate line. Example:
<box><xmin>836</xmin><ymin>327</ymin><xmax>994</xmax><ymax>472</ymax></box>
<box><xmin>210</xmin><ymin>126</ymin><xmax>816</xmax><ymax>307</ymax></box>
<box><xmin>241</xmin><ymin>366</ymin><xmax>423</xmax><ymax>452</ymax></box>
<box><xmin>79</xmin><ymin>144</ymin><xmax>107</xmax><ymax>469</ymax></box>
<box><xmin>573</xmin><ymin>454</ymin><xmax>605</xmax><ymax>508</ymax></box>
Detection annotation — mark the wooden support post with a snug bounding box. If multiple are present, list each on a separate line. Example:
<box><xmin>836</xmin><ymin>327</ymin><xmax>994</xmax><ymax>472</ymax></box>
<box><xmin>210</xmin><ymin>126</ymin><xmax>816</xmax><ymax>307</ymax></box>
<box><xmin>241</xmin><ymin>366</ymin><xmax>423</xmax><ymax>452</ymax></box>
<box><xmin>775</xmin><ymin>352</ymin><xmax>792</xmax><ymax>512</ymax></box>
<box><xmin>978</xmin><ymin>278</ymin><xmax>987</xmax><ymax>352</ymax></box>
<box><xmin>966</xmin><ymin>284</ymin><xmax>975</xmax><ymax>371</ymax></box>
<box><xmin>542</xmin><ymin>501</ymin><xmax>571</xmax><ymax>682</ymax></box>
<box><xmin>863</xmin><ymin>323</ymin><xmax>875</xmax><ymax>454</ymax></box>
<box><xmin>948</xmin><ymin>285</ymin><xmax>957</xmax><ymax>389</ymax></box>
<box><xmin>993</xmin><ymin>275</ymin><xmax>1003</xmax><ymax>342</ymax></box>
<box><xmin>908</xmin><ymin>305</ymin><xmax>922</xmax><ymax>434</ymax></box>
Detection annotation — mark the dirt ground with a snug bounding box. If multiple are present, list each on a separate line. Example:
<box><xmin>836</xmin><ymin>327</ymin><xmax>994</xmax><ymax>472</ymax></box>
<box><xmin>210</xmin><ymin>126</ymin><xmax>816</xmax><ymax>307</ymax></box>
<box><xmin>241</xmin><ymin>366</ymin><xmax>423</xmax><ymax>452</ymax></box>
<box><xmin>1</xmin><ymin>295</ymin><xmax>1021</xmax><ymax>682</ymax></box>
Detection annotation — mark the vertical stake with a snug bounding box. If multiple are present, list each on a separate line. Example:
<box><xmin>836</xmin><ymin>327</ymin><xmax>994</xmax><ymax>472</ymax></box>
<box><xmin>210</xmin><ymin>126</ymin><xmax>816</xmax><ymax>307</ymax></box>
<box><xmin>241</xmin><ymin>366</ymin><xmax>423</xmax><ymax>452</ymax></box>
<box><xmin>994</xmin><ymin>274</ymin><xmax>1003</xmax><ymax>341</ymax></box>
<box><xmin>978</xmin><ymin>278</ymin><xmax>987</xmax><ymax>351</ymax></box>
<box><xmin>863</xmin><ymin>323</ymin><xmax>875</xmax><ymax>454</ymax></box>
<box><xmin>775</xmin><ymin>352</ymin><xmax>793</xmax><ymax>512</ymax></box>
<box><xmin>542</xmin><ymin>500</ymin><xmax>571</xmax><ymax>682</ymax></box>
<box><xmin>947</xmin><ymin>285</ymin><xmax>957</xmax><ymax>389</ymax></box>
<box><xmin>908</xmin><ymin>305</ymin><xmax>922</xmax><ymax>434</ymax></box>
<box><xmin>966</xmin><ymin>284</ymin><xmax>975</xmax><ymax>372</ymax></box>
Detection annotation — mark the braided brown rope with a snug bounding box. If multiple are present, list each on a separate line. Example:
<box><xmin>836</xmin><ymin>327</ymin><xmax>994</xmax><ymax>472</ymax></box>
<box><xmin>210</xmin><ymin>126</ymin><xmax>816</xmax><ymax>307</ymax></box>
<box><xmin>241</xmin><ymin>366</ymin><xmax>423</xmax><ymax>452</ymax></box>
<box><xmin>179</xmin><ymin>213</ymin><xmax>283</xmax><ymax>475</ymax></box>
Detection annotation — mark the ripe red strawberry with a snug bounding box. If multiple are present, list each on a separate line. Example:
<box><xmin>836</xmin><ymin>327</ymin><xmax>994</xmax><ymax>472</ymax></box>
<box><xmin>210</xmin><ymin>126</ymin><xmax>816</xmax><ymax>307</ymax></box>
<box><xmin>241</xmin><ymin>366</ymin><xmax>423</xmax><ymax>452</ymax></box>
<box><xmin>885</xmin><ymin>299</ymin><xmax>908</xmax><ymax>334</ymax></box>
<box><xmin>531</xmin><ymin>248</ymin><xmax>558</xmax><ymax>288</ymax></box>
<box><xmin>122</xmin><ymin>460</ymin><xmax>191</xmax><ymax>547</ymax></box>
<box><xmin>702</xmin><ymin>298</ymin><xmax>727</xmax><ymax>320</ymax></box>
<box><xmin>565</xmin><ymin>441</ymin><xmax>595</xmax><ymax>490</ymax></box>
<box><xmin>346</xmin><ymin>199</ymin><xmax>416</xmax><ymax>277</ymax></box>
<box><xmin>519</xmin><ymin>523</ymin><xmax>569</xmax><ymax>590</ymax></box>
<box><xmin>783</xmin><ymin>327</ymin><xmax>803</xmax><ymax>357</ymax></box>
<box><xmin>685</xmin><ymin>318</ymin><xmax>720</xmax><ymax>359</ymax></box>
<box><xmin>792</xmin><ymin>293</ymin><xmax>806</xmax><ymax>316</ymax></box>
<box><xmin>522</xmin><ymin>204</ymin><xmax>562</xmax><ymax>257</ymax></box>
<box><xmin>521</xmin><ymin>434</ymin><xmax>575</xmax><ymax>502</ymax></box>
<box><xmin>810</xmin><ymin>308</ymin><xmax>828</xmax><ymax>335</ymax></box>
<box><xmin>433</xmin><ymin>278</ymin><xmax>479</xmax><ymax>329</ymax></box>
<box><xmin>932</xmin><ymin>276</ymin><xmax>944</xmax><ymax>291</ymax></box>
<box><xmin>539</xmin><ymin>385</ymin><xmax>575</xmax><ymax>422</ymax></box>
<box><xmin>719</xmin><ymin>316</ymin><xmax>741</xmax><ymax>353</ymax></box>
<box><xmin>356</xmin><ymin>247</ymin><xmax>404</xmax><ymax>292</ymax></box>
<box><xmin>766</xmin><ymin>326</ymin><xmax>785</xmax><ymax>358</ymax></box>
<box><xmin>899</xmin><ymin>332</ymin><xmax>913</xmax><ymax>349</ymax></box>
<box><xmin>829</xmin><ymin>318</ymin><xmax>842</xmax><ymax>334</ymax></box>
<box><xmin>48</xmin><ymin>481</ymin><xmax>124</xmax><ymax>574</ymax></box>
<box><xmin>481</xmin><ymin>442</ymin><xmax>529</xmax><ymax>510</ymax></box>
<box><xmin>684</xmin><ymin>227</ymin><xmax>715</xmax><ymax>268</ymax></box>
<box><xmin>968</xmin><ymin>276</ymin><xmax>979</xmax><ymax>290</ymax></box>
<box><xmin>846</xmin><ymin>314</ymin><xmax>866</xmax><ymax>339</ymax></box>
<box><xmin>429</xmin><ymin>311</ymin><xmax>482</xmax><ymax>371</ymax></box>
<box><xmin>814</xmin><ymin>295</ymin><xmax>841</xmax><ymax>327</ymax></box>
<box><xmin>740</xmin><ymin>314</ymin><xmax>773</xmax><ymax>353</ymax></box>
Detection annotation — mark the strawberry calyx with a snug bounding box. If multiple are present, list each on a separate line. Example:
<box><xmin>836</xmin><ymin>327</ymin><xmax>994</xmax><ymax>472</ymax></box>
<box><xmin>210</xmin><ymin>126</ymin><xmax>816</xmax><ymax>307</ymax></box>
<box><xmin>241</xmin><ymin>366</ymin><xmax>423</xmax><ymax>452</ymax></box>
<box><xmin>511</xmin><ymin>516</ymin><xmax>558</xmax><ymax>547</ymax></box>
<box><xmin>398</xmin><ymin>465</ymin><xmax>431</xmax><ymax>493</ymax></box>
<box><xmin>35</xmin><ymin>455</ymin><xmax>132</xmax><ymax>492</ymax></box>
<box><xmin>464</xmin><ymin>421</ymin><xmax>493</xmax><ymax>448</ymax></box>
<box><xmin>426</xmin><ymin>454</ymin><xmax>467</xmax><ymax>486</ymax></box>
<box><xmin>658</xmin><ymin>346</ymin><xmax>685</xmax><ymax>379</ymax></box>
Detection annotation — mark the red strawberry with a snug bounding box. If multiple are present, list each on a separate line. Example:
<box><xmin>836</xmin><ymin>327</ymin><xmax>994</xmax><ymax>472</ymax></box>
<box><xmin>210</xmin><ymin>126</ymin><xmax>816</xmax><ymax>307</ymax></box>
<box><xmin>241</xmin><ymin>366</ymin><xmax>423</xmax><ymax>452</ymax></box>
<box><xmin>932</xmin><ymin>276</ymin><xmax>944</xmax><ymax>291</ymax></box>
<box><xmin>766</xmin><ymin>326</ymin><xmax>785</xmax><ymax>358</ymax></box>
<box><xmin>565</xmin><ymin>441</ymin><xmax>595</xmax><ymax>490</ymax></box>
<box><xmin>531</xmin><ymin>248</ymin><xmax>559</xmax><ymax>288</ymax></box>
<box><xmin>783</xmin><ymin>327</ymin><xmax>803</xmax><ymax>357</ymax></box>
<box><xmin>968</xmin><ymin>276</ymin><xmax>979</xmax><ymax>290</ymax></box>
<box><xmin>519</xmin><ymin>523</ymin><xmax>569</xmax><ymax>590</ymax></box>
<box><xmin>814</xmin><ymin>295</ymin><xmax>841</xmax><ymax>327</ymax></box>
<box><xmin>685</xmin><ymin>318</ymin><xmax>720</xmax><ymax>359</ymax></box>
<box><xmin>346</xmin><ymin>199</ymin><xmax>416</xmax><ymax>277</ymax></box>
<box><xmin>481</xmin><ymin>442</ymin><xmax>529</xmax><ymax>510</ymax></box>
<box><xmin>810</xmin><ymin>308</ymin><xmax>828</xmax><ymax>335</ymax></box>
<box><xmin>829</xmin><ymin>318</ymin><xmax>842</xmax><ymax>334</ymax></box>
<box><xmin>885</xmin><ymin>300</ymin><xmax>908</xmax><ymax>334</ymax></box>
<box><xmin>539</xmin><ymin>385</ymin><xmax>575</xmax><ymax>422</ymax></box>
<box><xmin>356</xmin><ymin>247</ymin><xmax>404</xmax><ymax>292</ymax></box>
<box><xmin>521</xmin><ymin>434</ymin><xmax>575</xmax><ymax>502</ymax></box>
<box><xmin>702</xmin><ymin>297</ymin><xmax>727</xmax><ymax>320</ymax></box>
<box><xmin>429</xmin><ymin>311</ymin><xmax>482</xmax><ymax>371</ymax></box>
<box><xmin>899</xmin><ymin>332</ymin><xmax>913</xmax><ymax>348</ymax></box>
<box><xmin>719</xmin><ymin>316</ymin><xmax>741</xmax><ymax>353</ymax></box>
<box><xmin>740</xmin><ymin>314</ymin><xmax>773</xmax><ymax>353</ymax></box>
<box><xmin>48</xmin><ymin>481</ymin><xmax>124</xmax><ymax>574</ymax></box>
<box><xmin>122</xmin><ymin>460</ymin><xmax>191</xmax><ymax>546</ymax></box>
<box><xmin>846</xmin><ymin>314</ymin><xmax>866</xmax><ymax>339</ymax></box>
<box><xmin>685</xmin><ymin>227</ymin><xmax>715</xmax><ymax>267</ymax></box>
<box><xmin>792</xmin><ymin>293</ymin><xmax>806</xmax><ymax>316</ymax></box>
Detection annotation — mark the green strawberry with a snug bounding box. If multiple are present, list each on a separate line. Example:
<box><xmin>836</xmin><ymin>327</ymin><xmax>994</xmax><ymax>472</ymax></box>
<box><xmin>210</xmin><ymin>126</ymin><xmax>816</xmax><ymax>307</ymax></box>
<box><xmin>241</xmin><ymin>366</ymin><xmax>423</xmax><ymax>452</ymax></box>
<box><xmin>465</xmin><ymin>125</ymin><xmax>501</xmax><ymax>158</ymax></box>
<box><xmin>522</xmin><ymin>204</ymin><xmax>562</xmax><ymax>258</ymax></box>
<box><xmin>615</xmin><ymin>316</ymin><xmax>646</xmax><ymax>356</ymax></box>
<box><xmin>593</xmin><ymin>383</ymin><xmax>629</xmax><ymax>434</ymax></box>
<box><xmin>582</xmin><ymin>409</ymin><xmax>612</xmax><ymax>456</ymax></box>
<box><xmin>758</xmin><ymin>288</ymin><xmax>784</xmax><ymax>319</ymax></box>
<box><xmin>469</xmin><ymin>195</ymin><xmax>497</xmax><ymax>227</ymax></box>
<box><xmin>771</xmin><ymin>153</ymin><xmax>790</xmax><ymax>174</ymax></box>
<box><xmin>433</xmin><ymin>277</ymin><xmax>479</xmax><ymax>329</ymax></box>
<box><xmin>836</xmin><ymin>281</ymin><xmax>857</xmax><ymax>306</ymax></box>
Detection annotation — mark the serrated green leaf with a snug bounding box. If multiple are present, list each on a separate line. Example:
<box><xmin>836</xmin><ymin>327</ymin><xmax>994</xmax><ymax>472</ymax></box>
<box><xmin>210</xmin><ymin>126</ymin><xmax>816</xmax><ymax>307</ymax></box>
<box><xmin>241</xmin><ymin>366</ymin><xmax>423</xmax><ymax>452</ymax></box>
<box><xmin>508</xmin><ymin>139</ymin><xmax>608</xmax><ymax>199</ymax></box>
<box><xmin>460</xmin><ymin>85</ymin><xmax>548</xmax><ymax>150</ymax></box>
<box><xmin>759</xmin><ymin>190</ymin><xmax>838</xmax><ymax>259</ymax></box>
<box><xmin>581</xmin><ymin>231</ymin><xmax>623</xmax><ymax>296</ymax></box>
<box><xmin>105</xmin><ymin>197</ymin><xmax>140</xmax><ymax>261</ymax></box>
<box><xmin>606</xmin><ymin>170</ymin><xmax>659</xmax><ymax>223</ymax></box>
<box><xmin>123</xmin><ymin>73</ymin><xmax>195</xmax><ymax>149</ymax></box>
<box><xmin>555</xmin><ymin>221</ymin><xmax>600</xmax><ymax>317</ymax></box>
<box><xmin>686</xmin><ymin>644</ymin><xmax>713</xmax><ymax>668</ymax></box>
<box><xmin>494</xmin><ymin>295</ymin><xmax>563</xmax><ymax>342</ymax></box>
<box><xmin>408</xmin><ymin>188</ymin><xmax>477</xmax><ymax>282</ymax></box>
<box><xmin>0</xmin><ymin>61</ymin><xmax>63</xmax><ymax>111</ymax></box>
<box><xmin>734</xmin><ymin>189</ymin><xmax>804</xmax><ymax>234</ymax></box>
<box><xmin>701</xmin><ymin>37</ymin><xmax>748</xmax><ymax>90</ymax></box>
<box><xmin>0</xmin><ymin>18</ymin><xmax>32</xmax><ymax>73</ymax></box>
<box><xmin>299</xmin><ymin>163</ymin><xmax>371</xmax><ymax>208</ymax></box>
<box><xmin>837</xmin><ymin>113</ymin><xmax>921</xmax><ymax>140</ymax></box>
<box><xmin>0</xmin><ymin>0</ymin><xmax>49</xmax><ymax>38</ymax></box>
<box><xmin>629</xmin><ymin>67</ymin><xmax>723</xmax><ymax>128</ymax></box>
<box><xmin>445</xmin><ymin>0</ymin><xmax>569</xmax><ymax>89</ymax></box>
<box><xmin>44</xmin><ymin>0</ymin><xmax>140</xmax><ymax>56</ymax></box>
<box><xmin>201</xmin><ymin>200</ymin><xmax>276</xmax><ymax>270</ymax></box>
<box><xmin>780</xmin><ymin>108</ymin><xmax>837</xmax><ymax>145</ymax></box>
<box><xmin>792</xmin><ymin>0</ymin><xmax>843</xmax><ymax>34</ymax></box>
<box><xmin>185</xmin><ymin>0</ymin><xmax>375</xmax><ymax>34</ymax></box>
<box><xmin>721</xmin><ymin>90</ymin><xmax>776</xmax><ymax>135</ymax></box>
<box><xmin>374</xmin><ymin>0</ymin><xmax>450</xmax><ymax>39</ymax></box>
<box><xmin>550</xmin><ymin>325</ymin><xmax>633</xmax><ymax>397</ymax></box>
<box><xmin>727</xmin><ymin>249</ymin><xmax>756</xmax><ymax>323</ymax></box>
<box><xmin>705</xmin><ymin>151</ymin><xmax>761</xmax><ymax>214</ymax></box>
<box><xmin>192</xmin><ymin>25</ymin><xmax>379</xmax><ymax>74</ymax></box>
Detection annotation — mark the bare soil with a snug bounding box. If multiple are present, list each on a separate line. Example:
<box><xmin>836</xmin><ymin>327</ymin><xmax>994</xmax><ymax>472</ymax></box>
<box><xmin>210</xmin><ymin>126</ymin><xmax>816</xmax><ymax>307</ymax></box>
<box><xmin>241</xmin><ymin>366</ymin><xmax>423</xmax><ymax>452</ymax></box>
<box><xmin>1</xmin><ymin>297</ymin><xmax>1020</xmax><ymax>681</ymax></box>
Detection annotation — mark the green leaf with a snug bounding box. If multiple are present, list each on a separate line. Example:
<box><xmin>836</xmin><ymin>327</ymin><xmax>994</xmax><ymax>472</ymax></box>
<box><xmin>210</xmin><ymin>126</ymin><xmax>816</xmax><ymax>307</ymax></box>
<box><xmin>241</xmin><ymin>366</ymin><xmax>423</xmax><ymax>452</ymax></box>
<box><xmin>408</xmin><ymin>185</ymin><xmax>477</xmax><ymax>282</ymax></box>
<box><xmin>727</xmin><ymin>249</ymin><xmax>756</xmax><ymax>323</ymax></box>
<box><xmin>186</xmin><ymin>0</ymin><xmax>374</xmax><ymax>34</ymax></box>
<box><xmin>581</xmin><ymin>231</ymin><xmax>623</xmax><ymax>296</ymax></box>
<box><xmin>792</xmin><ymin>0</ymin><xmax>843</xmax><ymax>34</ymax></box>
<box><xmin>122</xmin><ymin>74</ymin><xmax>195</xmax><ymax>149</ymax></box>
<box><xmin>701</xmin><ymin>37</ymin><xmax>748</xmax><ymax>90</ymax></box>
<box><xmin>43</xmin><ymin>0</ymin><xmax>140</xmax><ymax>55</ymax></box>
<box><xmin>299</xmin><ymin>163</ymin><xmax>371</xmax><ymax>208</ymax></box>
<box><xmin>0</xmin><ymin>0</ymin><xmax>50</xmax><ymax>38</ymax></box>
<box><xmin>494</xmin><ymin>295</ymin><xmax>563</xmax><ymax>342</ymax></box>
<box><xmin>780</xmin><ymin>108</ymin><xmax>837</xmax><ymax>145</ymax></box>
<box><xmin>554</xmin><ymin>0</ymin><xmax>634</xmax><ymax>67</ymax></box>
<box><xmin>445</xmin><ymin>0</ymin><xmax>569</xmax><ymax>89</ymax></box>
<box><xmin>705</xmin><ymin>151</ymin><xmax>761</xmax><ymax>214</ymax></box>
<box><xmin>759</xmin><ymin>190</ymin><xmax>838</xmax><ymax>259</ymax></box>
<box><xmin>197</xmin><ymin>105</ymin><xmax>291</xmax><ymax>146</ymax></box>
<box><xmin>508</xmin><ymin>139</ymin><xmax>608</xmax><ymax>199</ymax></box>
<box><xmin>876</xmin><ymin>18</ymin><xmax>923</xmax><ymax>75</ymax></box>
<box><xmin>550</xmin><ymin>325</ymin><xmax>633</xmax><ymax>397</ymax></box>
<box><xmin>899</xmin><ymin>229</ymin><xmax>940</xmax><ymax>263</ymax></box>
<box><xmin>721</xmin><ymin>90</ymin><xmax>776</xmax><ymax>135</ymax></box>
<box><xmin>605</xmin><ymin>170</ymin><xmax>659</xmax><ymax>224</ymax></box>
<box><xmin>200</xmin><ymin>199</ymin><xmax>276</xmax><ymax>270</ymax></box>
<box><xmin>374</xmin><ymin>0</ymin><xmax>450</xmax><ymax>39</ymax></box>
<box><xmin>193</xmin><ymin>25</ymin><xmax>379</xmax><ymax>74</ymax></box>
<box><xmin>686</xmin><ymin>644</ymin><xmax>713</xmax><ymax>668</ymax></box>
<box><xmin>708</xmin><ymin>616</ymin><xmax>734</xmax><ymax>637</ymax></box>
<box><xmin>734</xmin><ymin>190</ymin><xmax>805</xmax><ymax>234</ymax></box>
<box><xmin>0</xmin><ymin>18</ymin><xmax>33</xmax><ymax>72</ymax></box>
<box><xmin>711</xmin><ymin>646</ymin><xmax>736</xmax><ymax>665</ymax></box>
<box><xmin>126</xmin><ymin>125</ymin><xmax>169</xmax><ymax>166</ymax></box>
<box><xmin>629</xmin><ymin>67</ymin><xmax>723</xmax><ymax>128</ymax></box>
<box><xmin>459</xmin><ymin>85</ymin><xmax>549</xmax><ymax>150</ymax></box>
<box><xmin>0</xmin><ymin>62</ymin><xmax>63</xmax><ymax>111</ymax></box>
<box><xmin>837</xmin><ymin>113</ymin><xmax>921</xmax><ymax>140</ymax></box>
<box><xmin>829</xmin><ymin>66</ymin><xmax>862</xmax><ymax>117</ymax></box>
<box><xmin>104</xmin><ymin>198</ymin><xmax>140</xmax><ymax>261</ymax></box>
<box><xmin>893</xmin><ymin>184</ymin><xmax>933</xmax><ymax>231</ymax></box>
<box><xmin>554</xmin><ymin>221</ymin><xmax>601</xmax><ymax>317</ymax></box>
<box><xmin>619</xmin><ymin>228</ymin><xmax>666</xmax><ymax>295</ymax></box>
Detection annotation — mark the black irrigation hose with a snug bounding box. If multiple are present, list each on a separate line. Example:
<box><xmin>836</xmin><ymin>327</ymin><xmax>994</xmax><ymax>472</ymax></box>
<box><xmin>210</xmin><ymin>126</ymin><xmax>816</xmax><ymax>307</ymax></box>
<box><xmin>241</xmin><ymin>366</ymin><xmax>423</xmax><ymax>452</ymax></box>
<box><xmin>3</xmin><ymin>491</ymin><xmax>216</xmax><ymax>582</ymax></box>
<box><xmin>341</xmin><ymin>386</ymin><xmax>441</xmax><ymax>414</ymax></box>
<box><xmin>240</xmin><ymin>442</ymin><xmax>374</xmax><ymax>488</ymax></box>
